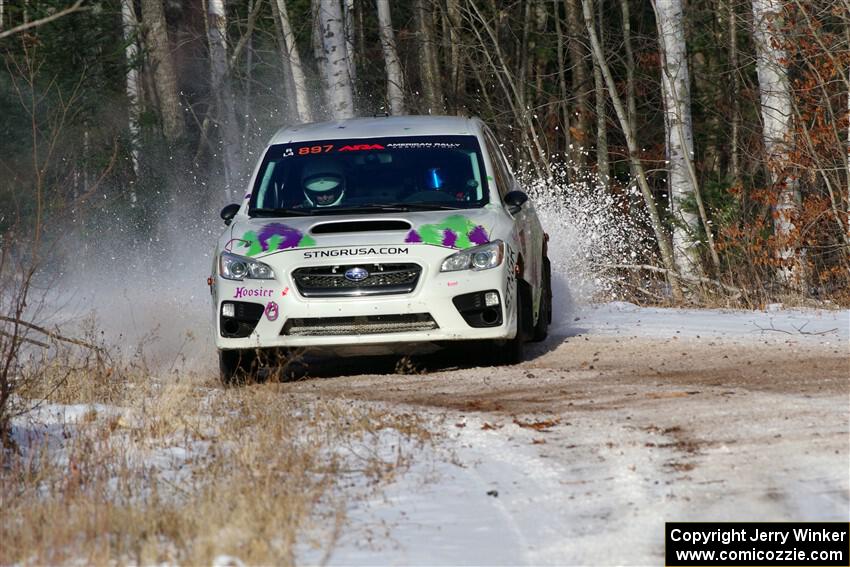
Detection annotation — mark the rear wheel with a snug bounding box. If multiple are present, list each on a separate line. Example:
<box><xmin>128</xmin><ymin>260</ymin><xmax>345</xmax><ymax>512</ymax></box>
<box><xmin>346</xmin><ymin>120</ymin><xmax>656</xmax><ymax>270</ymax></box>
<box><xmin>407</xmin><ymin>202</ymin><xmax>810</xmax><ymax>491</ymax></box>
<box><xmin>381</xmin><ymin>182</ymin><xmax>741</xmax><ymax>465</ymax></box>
<box><xmin>219</xmin><ymin>349</ymin><xmax>257</xmax><ymax>385</ymax></box>
<box><xmin>531</xmin><ymin>257</ymin><xmax>552</xmax><ymax>342</ymax></box>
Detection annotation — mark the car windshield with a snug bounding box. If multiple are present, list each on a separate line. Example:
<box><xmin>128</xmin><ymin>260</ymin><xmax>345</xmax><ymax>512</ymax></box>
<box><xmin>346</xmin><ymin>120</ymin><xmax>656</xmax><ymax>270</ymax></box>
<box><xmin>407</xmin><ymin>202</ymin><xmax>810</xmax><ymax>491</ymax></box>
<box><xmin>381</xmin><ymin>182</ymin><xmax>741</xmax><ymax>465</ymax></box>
<box><xmin>248</xmin><ymin>136</ymin><xmax>489</xmax><ymax>216</ymax></box>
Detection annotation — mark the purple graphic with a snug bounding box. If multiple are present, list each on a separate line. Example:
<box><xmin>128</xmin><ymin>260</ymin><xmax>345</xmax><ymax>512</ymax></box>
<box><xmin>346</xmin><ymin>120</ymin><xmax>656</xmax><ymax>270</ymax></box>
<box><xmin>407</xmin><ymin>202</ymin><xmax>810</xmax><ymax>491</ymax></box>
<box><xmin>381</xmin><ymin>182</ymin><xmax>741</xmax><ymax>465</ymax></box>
<box><xmin>257</xmin><ymin>223</ymin><xmax>305</xmax><ymax>251</ymax></box>
<box><xmin>442</xmin><ymin>229</ymin><xmax>458</xmax><ymax>248</ymax></box>
<box><xmin>469</xmin><ymin>225</ymin><xmax>489</xmax><ymax>246</ymax></box>
<box><xmin>265</xmin><ymin>301</ymin><xmax>279</xmax><ymax>322</ymax></box>
<box><xmin>403</xmin><ymin>215</ymin><xmax>490</xmax><ymax>249</ymax></box>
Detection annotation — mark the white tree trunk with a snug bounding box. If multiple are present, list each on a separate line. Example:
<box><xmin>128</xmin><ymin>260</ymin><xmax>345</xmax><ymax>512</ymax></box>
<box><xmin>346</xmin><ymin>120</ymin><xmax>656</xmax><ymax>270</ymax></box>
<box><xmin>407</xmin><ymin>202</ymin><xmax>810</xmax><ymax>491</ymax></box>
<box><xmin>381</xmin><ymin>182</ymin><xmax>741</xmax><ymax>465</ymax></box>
<box><xmin>273</xmin><ymin>0</ymin><xmax>313</xmax><ymax>123</ymax></box>
<box><xmin>376</xmin><ymin>0</ymin><xmax>405</xmax><ymax>115</ymax></box>
<box><xmin>121</xmin><ymin>0</ymin><xmax>141</xmax><ymax>188</ymax></box>
<box><xmin>752</xmin><ymin>0</ymin><xmax>800</xmax><ymax>283</ymax></box>
<box><xmin>654</xmin><ymin>0</ymin><xmax>702</xmax><ymax>278</ymax></box>
<box><xmin>207</xmin><ymin>0</ymin><xmax>241</xmax><ymax>200</ymax></box>
<box><xmin>316</xmin><ymin>0</ymin><xmax>355</xmax><ymax>119</ymax></box>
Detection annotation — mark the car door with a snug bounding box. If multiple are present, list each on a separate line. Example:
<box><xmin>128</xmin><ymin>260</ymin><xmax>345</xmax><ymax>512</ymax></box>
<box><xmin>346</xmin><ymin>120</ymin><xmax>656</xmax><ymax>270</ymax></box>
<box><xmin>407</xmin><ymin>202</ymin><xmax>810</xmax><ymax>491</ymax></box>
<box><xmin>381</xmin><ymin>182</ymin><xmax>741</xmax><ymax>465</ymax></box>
<box><xmin>482</xmin><ymin>128</ymin><xmax>544</xmax><ymax>316</ymax></box>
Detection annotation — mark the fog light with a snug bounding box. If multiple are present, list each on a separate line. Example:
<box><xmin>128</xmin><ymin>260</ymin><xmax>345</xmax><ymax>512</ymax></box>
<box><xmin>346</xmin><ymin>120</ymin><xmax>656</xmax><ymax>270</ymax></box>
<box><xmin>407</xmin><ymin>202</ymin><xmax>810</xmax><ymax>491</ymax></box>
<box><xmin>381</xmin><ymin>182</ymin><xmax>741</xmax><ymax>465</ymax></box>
<box><xmin>221</xmin><ymin>302</ymin><xmax>235</xmax><ymax>317</ymax></box>
<box><xmin>484</xmin><ymin>291</ymin><xmax>500</xmax><ymax>307</ymax></box>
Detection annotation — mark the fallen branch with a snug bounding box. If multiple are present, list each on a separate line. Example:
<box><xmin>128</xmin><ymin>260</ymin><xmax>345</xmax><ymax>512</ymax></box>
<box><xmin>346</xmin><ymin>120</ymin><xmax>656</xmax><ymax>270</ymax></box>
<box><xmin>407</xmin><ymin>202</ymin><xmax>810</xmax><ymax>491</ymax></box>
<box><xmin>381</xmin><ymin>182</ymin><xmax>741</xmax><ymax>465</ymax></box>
<box><xmin>0</xmin><ymin>330</ymin><xmax>50</xmax><ymax>349</ymax></box>
<box><xmin>600</xmin><ymin>264</ymin><xmax>743</xmax><ymax>295</ymax></box>
<box><xmin>0</xmin><ymin>316</ymin><xmax>105</xmax><ymax>353</ymax></box>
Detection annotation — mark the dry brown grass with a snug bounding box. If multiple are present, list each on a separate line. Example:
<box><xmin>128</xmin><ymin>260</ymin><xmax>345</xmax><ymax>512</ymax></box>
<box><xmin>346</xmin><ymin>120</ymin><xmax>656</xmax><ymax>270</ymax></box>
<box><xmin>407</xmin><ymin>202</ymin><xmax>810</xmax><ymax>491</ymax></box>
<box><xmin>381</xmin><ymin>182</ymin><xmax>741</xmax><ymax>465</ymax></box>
<box><xmin>1</xmin><ymin>357</ymin><xmax>433</xmax><ymax>565</ymax></box>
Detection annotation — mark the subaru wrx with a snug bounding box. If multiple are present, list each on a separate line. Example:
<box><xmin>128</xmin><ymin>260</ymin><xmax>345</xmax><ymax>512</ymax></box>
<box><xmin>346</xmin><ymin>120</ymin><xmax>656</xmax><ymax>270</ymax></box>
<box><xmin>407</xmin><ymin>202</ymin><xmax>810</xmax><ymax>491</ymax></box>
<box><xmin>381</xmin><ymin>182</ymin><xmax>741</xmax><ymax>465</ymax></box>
<box><xmin>211</xmin><ymin>116</ymin><xmax>551</xmax><ymax>382</ymax></box>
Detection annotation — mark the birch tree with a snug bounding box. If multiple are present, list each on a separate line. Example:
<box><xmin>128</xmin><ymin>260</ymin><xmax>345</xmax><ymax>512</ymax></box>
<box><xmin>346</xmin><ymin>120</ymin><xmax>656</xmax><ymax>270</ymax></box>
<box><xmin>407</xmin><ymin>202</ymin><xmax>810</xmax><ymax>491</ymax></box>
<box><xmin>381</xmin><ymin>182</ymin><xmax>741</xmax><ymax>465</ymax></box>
<box><xmin>121</xmin><ymin>0</ymin><xmax>141</xmax><ymax>185</ymax></box>
<box><xmin>207</xmin><ymin>0</ymin><xmax>241</xmax><ymax>199</ymax></box>
<box><xmin>653</xmin><ymin>0</ymin><xmax>702</xmax><ymax>277</ymax></box>
<box><xmin>272</xmin><ymin>0</ymin><xmax>313</xmax><ymax>123</ymax></box>
<box><xmin>140</xmin><ymin>0</ymin><xmax>185</xmax><ymax>143</ymax></box>
<box><xmin>751</xmin><ymin>0</ymin><xmax>800</xmax><ymax>283</ymax></box>
<box><xmin>315</xmin><ymin>0</ymin><xmax>355</xmax><ymax>119</ymax></box>
<box><xmin>376</xmin><ymin>0</ymin><xmax>405</xmax><ymax>115</ymax></box>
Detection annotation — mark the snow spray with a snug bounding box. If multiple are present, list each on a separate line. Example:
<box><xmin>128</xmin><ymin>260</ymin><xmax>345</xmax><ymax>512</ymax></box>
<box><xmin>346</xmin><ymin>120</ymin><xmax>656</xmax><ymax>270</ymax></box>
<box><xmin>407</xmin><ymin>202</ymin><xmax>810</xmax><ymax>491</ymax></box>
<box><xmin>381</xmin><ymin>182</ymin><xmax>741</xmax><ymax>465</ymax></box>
<box><xmin>521</xmin><ymin>163</ymin><xmax>655</xmax><ymax>330</ymax></box>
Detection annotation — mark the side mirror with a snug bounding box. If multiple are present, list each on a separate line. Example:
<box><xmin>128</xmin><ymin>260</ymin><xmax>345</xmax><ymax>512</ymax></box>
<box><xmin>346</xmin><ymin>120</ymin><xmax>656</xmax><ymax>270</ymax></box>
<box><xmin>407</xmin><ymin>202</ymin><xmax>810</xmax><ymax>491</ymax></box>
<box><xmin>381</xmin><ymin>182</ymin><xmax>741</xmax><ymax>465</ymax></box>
<box><xmin>504</xmin><ymin>190</ymin><xmax>528</xmax><ymax>215</ymax></box>
<box><xmin>220</xmin><ymin>203</ymin><xmax>240</xmax><ymax>226</ymax></box>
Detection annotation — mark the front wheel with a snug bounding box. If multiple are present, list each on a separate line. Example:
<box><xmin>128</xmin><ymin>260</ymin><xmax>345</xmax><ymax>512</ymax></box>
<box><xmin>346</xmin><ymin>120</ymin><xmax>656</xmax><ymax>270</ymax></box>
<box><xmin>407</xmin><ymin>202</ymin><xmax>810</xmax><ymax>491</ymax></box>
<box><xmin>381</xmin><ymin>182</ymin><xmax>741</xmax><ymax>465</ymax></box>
<box><xmin>531</xmin><ymin>257</ymin><xmax>552</xmax><ymax>342</ymax></box>
<box><xmin>219</xmin><ymin>349</ymin><xmax>257</xmax><ymax>385</ymax></box>
<box><xmin>496</xmin><ymin>280</ymin><xmax>531</xmax><ymax>365</ymax></box>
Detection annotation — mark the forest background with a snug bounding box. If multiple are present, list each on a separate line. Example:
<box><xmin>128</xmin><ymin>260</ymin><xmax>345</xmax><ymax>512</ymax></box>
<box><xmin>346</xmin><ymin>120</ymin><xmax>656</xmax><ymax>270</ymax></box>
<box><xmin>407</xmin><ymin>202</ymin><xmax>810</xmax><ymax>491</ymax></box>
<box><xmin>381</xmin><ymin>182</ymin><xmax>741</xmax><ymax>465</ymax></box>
<box><xmin>1</xmin><ymin>0</ymin><xmax>848</xmax><ymax>305</ymax></box>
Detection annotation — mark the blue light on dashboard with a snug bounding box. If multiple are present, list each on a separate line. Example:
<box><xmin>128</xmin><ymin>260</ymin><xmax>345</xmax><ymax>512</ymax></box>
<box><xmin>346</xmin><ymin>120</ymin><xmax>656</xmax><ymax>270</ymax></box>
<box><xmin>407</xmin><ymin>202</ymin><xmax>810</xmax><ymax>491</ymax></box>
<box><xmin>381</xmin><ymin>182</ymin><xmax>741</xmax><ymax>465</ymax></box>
<box><xmin>426</xmin><ymin>168</ymin><xmax>443</xmax><ymax>190</ymax></box>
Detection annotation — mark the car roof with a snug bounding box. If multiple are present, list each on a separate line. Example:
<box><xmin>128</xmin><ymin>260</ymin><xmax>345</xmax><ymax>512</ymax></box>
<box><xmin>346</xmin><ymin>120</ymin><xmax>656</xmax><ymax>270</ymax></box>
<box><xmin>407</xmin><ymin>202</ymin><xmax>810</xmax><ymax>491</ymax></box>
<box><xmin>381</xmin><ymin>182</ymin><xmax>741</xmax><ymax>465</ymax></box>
<box><xmin>267</xmin><ymin>115</ymin><xmax>484</xmax><ymax>146</ymax></box>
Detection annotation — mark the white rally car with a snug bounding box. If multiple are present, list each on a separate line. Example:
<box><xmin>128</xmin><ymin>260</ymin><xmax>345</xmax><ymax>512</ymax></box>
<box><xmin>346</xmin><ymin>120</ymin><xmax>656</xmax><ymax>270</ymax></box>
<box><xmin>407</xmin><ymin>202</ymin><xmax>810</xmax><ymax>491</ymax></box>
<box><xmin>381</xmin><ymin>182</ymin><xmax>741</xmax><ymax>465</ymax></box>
<box><xmin>211</xmin><ymin>116</ymin><xmax>551</xmax><ymax>382</ymax></box>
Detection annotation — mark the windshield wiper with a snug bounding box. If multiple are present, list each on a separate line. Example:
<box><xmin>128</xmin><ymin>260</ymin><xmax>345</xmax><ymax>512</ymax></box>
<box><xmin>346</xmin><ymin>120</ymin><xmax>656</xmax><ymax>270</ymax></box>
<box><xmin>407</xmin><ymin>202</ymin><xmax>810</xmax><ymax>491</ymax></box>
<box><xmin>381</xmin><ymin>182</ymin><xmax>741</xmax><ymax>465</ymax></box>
<box><xmin>249</xmin><ymin>207</ymin><xmax>313</xmax><ymax>217</ymax></box>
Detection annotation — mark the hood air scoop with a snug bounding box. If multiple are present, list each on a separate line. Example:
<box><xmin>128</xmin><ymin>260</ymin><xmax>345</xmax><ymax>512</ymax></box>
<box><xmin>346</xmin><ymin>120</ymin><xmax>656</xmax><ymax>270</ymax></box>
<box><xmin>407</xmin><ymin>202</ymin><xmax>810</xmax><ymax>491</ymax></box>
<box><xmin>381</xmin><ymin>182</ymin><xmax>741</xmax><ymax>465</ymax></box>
<box><xmin>310</xmin><ymin>220</ymin><xmax>412</xmax><ymax>234</ymax></box>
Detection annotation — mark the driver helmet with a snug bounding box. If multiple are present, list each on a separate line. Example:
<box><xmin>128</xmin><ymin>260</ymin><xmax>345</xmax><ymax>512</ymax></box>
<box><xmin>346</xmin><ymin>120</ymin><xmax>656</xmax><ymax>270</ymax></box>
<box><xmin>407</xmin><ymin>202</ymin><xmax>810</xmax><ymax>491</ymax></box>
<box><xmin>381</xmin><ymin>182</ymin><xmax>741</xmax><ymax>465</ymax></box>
<box><xmin>301</xmin><ymin>158</ymin><xmax>346</xmax><ymax>207</ymax></box>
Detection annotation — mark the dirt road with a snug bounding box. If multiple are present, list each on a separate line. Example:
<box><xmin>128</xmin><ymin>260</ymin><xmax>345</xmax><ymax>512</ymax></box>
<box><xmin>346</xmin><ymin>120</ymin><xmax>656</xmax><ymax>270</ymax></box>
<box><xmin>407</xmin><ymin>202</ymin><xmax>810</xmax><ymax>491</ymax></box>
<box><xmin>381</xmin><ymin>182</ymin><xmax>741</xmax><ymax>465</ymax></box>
<box><xmin>284</xmin><ymin>306</ymin><xmax>849</xmax><ymax>564</ymax></box>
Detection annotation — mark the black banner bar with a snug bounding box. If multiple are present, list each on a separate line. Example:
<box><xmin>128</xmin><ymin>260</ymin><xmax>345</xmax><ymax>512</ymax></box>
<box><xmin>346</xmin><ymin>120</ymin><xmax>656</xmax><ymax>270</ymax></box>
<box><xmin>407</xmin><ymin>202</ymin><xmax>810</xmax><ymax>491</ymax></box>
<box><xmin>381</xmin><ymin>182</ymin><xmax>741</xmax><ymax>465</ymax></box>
<box><xmin>666</xmin><ymin>522</ymin><xmax>850</xmax><ymax>566</ymax></box>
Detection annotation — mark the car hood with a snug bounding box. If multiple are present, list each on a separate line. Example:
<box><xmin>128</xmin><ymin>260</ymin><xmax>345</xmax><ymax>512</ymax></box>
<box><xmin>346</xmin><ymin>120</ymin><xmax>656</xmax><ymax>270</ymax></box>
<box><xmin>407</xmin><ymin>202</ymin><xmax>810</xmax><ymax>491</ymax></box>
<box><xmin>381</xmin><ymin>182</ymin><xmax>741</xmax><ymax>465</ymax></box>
<box><xmin>223</xmin><ymin>207</ymin><xmax>506</xmax><ymax>259</ymax></box>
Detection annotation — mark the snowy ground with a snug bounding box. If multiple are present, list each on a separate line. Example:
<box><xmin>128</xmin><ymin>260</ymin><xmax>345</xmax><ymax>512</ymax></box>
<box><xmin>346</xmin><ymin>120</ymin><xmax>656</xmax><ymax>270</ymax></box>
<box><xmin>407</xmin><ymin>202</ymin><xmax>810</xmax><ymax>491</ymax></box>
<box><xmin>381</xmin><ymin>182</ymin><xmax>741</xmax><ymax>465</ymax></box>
<box><xmin>293</xmin><ymin>303</ymin><xmax>849</xmax><ymax>565</ymax></box>
<box><xmin>9</xmin><ymin>303</ymin><xmax>848</xmax><ymax>565</ymax></box>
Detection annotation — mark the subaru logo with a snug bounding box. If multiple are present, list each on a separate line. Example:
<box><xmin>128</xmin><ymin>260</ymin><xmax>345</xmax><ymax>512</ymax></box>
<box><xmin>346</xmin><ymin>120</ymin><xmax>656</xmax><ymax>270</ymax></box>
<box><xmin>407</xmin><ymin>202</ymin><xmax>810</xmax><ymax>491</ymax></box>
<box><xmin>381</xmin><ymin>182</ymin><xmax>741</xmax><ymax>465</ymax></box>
<box><xmin>344</xmin><ymin>267</ymin><xmax>369</xmax><ymax>282</ymax></box>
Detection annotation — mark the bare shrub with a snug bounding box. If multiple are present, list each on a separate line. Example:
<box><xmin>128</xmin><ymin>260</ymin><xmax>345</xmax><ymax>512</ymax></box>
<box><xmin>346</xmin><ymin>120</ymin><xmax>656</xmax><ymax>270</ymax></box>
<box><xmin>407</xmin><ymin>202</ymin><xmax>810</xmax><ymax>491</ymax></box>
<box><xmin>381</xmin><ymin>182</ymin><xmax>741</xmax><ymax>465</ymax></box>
<box><xmin>0</xmin><ymin>369</ymin><xmax>432</xmax><ymax>565</ymax></box>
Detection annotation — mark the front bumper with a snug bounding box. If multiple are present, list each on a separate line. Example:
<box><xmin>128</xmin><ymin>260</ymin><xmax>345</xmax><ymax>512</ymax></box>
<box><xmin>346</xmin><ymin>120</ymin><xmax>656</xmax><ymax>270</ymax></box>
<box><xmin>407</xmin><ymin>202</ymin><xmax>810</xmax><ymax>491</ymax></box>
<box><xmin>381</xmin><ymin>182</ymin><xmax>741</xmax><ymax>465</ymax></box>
<box><xmin>212</xmin><ymin>244</ymin><xmax>517</xmax><ymax>349</ymax></box>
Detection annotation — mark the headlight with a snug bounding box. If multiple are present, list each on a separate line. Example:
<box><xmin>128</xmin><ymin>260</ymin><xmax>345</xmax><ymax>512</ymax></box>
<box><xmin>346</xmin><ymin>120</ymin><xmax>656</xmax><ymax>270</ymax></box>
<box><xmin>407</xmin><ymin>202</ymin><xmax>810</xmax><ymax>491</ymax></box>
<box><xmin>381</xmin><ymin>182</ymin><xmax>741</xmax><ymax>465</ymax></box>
<box><xmin>219</xmin><ymin>251</ymin><xmax>275</xmax><ymax>280</ymax></box>
<box><xmin>440</xmin><ymin>240</ymin><xmax>504</xmax><ymax>272</ymax></box>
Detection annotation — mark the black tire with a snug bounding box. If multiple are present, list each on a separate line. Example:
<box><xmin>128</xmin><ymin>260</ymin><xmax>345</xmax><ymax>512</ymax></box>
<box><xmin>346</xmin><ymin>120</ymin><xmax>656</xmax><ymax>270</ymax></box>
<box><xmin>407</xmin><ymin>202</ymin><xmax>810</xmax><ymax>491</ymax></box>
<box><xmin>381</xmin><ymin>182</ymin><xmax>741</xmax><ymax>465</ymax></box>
<box><xmin>219</xmin><ymin>348</ymin><xmax>257</xmax><ymax>385</ymax></box>
<box><xmin>531</xmin><ymin>257</ymin><xmax>552</xmax><ymax>342</ymax></box>
<box><xmin>499</xmin><ymin>280</ymin><xmax>530</xmax><ymax>365</ymax></box>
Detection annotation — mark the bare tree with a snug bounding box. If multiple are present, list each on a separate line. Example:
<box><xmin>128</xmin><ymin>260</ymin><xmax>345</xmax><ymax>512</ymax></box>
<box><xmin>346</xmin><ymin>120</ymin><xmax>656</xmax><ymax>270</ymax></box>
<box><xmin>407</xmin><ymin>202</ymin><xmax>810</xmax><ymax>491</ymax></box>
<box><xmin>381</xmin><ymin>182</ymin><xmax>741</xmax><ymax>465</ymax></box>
<box><xmin>446</xmin><ymin>0</ymin><xmax>465</xmax><ymax>114</ymax></box>
<box><xmin>751</xmin><ymin>0</ymin><xmax>801</xmax><ymax>283</ymax></box>
<box><xmin>343</xmin><ymin>0</ymin><xmax>356</xmax><ymax>86</ymax></box>
<box><xmin>554</xmin><ymin>0</ymin><xmax>574</xmax><ymax>157</ymax></box>
<box><xmin>376</xmin><ymin>0</ymin><xmax>405</xmax><ymax>115</ymax></box>
<box><xmin>728</xmin><ymin>0</ymin><xmax>741</xmax><ymax>185</ymax></box>
<box><xmin>620</xmin><ymin>0</ymin><xmax>637</xmax><ymax>140</ymax></box>
<box><xmin>565</xmin><ymin>0</ymin><xmax>590</xmax><ymax>170</ymax></box>
<box><xmin>121</xmin><ymin>0</ymin><xmax>141</xmax><ymax>189</ymax></box>
<box><xmin>316</xmin><ymin>0</ymin><xmax>355</xmax><ymax>119</ymax></box>
<box><xmin>590</xmin><ymin>0</ymin><xmax>609</xmax><ymax>186</ymax></box>
<box><xmin>207</xmin><ymin>0</ymin><xmax>242</xmax><ymax>200</ymax></box>
<box><xmin>272</xmin><ymin>0</ymin><xmax>313</xmax><ymax>124</ymax></box>
<box><xmin>0</xmin><ymin>0</ymin><xmax>85</xmax><ymax>41</ymax></box>
<box><xmin>141</xmin><ymin>0</ymin><xmax>185</xmax><ymax>143</ymax></box>
<box><xmin>415</xmin><ymin>0</ymin><xmax>444</xmax><ymax>114</ymax></box>
<box><xmin>653</xmin><ymin>0</ymin><xmax>702</xmax><ymax>277</ymax></box>
<box><xmin>581</xmin><ymin>0</ymin><xmax>684</xmax><ymax>300</ymax></box>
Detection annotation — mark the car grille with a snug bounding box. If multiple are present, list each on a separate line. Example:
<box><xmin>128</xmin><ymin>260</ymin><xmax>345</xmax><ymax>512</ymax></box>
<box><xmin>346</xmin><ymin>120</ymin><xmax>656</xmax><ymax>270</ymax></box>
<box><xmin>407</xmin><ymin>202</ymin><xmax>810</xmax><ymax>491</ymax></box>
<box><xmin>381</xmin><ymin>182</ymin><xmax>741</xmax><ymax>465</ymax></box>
<box><xmin>291</xmin><ymin>263</ymin><xmax>422</xmax><ymax>297</ymax></box>
<box><xmin>281</xmin><ymin>314</ymin><xmax>438</xmax><ymax>336</ymax></box>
